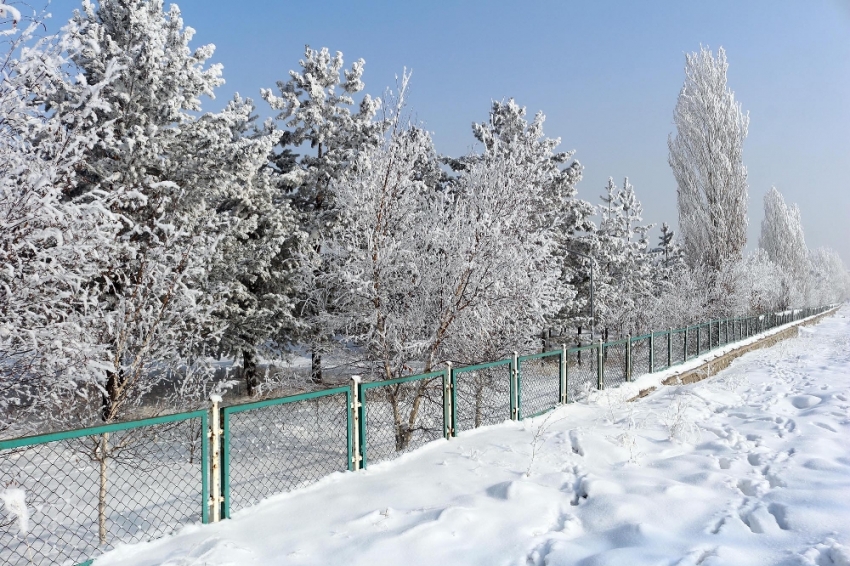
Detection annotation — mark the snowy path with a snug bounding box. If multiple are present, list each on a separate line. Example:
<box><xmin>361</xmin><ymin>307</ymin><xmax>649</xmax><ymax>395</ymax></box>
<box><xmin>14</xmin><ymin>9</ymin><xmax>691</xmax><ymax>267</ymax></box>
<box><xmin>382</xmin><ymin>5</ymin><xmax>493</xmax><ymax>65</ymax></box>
<box><xmin>96</xmin><ymin>308</ymin><xmax>850</xmax><ymax>566</ymax></box>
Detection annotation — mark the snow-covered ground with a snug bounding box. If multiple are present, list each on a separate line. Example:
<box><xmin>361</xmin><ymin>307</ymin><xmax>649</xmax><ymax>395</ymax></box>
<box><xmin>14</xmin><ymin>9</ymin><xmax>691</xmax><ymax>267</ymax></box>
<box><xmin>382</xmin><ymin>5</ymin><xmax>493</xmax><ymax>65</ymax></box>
<box><xmin>95</xmin><ymin>308</ymin><xmax>850</xmax><ymax>566</ymax></box>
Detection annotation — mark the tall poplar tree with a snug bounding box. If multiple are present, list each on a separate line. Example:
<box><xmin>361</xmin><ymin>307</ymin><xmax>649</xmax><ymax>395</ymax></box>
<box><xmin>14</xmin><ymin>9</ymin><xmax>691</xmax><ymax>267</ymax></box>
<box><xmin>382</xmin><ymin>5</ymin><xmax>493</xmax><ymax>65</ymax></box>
<box><xmin>669</xmin><ymin>46</ymin><xmax>749</xmax><ymax>273</ymax></box>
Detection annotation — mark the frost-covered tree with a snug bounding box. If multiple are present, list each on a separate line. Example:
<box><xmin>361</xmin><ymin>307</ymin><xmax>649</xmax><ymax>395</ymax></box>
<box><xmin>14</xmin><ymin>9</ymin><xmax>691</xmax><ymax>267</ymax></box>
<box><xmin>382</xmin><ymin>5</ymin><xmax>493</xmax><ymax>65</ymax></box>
<box><xmin>758</xmin><ymin>187</ymin><xmax>810</xmax><ymax>304</ymax></box>
<box><xmin>318</xmin><ymin>90</ymin><xmax>580</xmax><ymax>447</ymax></box>
<box><xmin>654</xmin><ymin>223</ymin><xmax>684</xmax><ymax>274</ymax></box>
<box><xmin>669</xmin><ymin>46</ymin><xmax>749</xmax><ymax>272</ymax></box>
<box><xmin>0</xmin><ymin>13</ymin><xmax>119</xmax><ymax>434</ymax></box>
<box><xmin>58</xmin><ymin>0</ymin><xmax>247</xmax><ymax>422</ymax></box>
<box><xmin>262</xmin><ymin>46</ymin><xmax>384</xmax><ymax>383</ymax></box>
<box><xmin>590</xmin><ymin>178</ymin><xmax>655</xmax><ymax>336</ymax></box>
<box><xmin>206</xmin><ymin>96</ymin><xmax>303</xmax><ymax>396</ymax></box>
<box><xmin>459</xmin><ymin>99</ymin><xmax>593</xmax><ymax>337</ymax></box>
<box><xmin>809</xmin><ymin>247</ymin><xmax>850</xmax><ymax>305</ymax></box>
<box><xmin>733</xmin><ymin>249</ymin><xmax>787</xmax><ymax>313</ymax></box>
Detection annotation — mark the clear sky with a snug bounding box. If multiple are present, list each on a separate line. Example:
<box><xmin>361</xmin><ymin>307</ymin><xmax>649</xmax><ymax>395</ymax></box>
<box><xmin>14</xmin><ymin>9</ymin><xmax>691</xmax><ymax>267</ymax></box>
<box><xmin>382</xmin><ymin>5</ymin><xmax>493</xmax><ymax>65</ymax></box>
<box><xmin>46</xmin><ymin>0</ymin><xmax>850</xmax><ymax>263</ymax></box>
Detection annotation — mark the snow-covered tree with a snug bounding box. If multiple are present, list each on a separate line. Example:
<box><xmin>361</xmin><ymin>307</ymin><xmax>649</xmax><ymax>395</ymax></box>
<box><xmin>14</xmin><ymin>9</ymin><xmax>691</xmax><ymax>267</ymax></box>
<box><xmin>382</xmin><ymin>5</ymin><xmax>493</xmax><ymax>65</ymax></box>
<box><xmin>669</xmin><ymin>46</ymin><xmax>749</xmax><ymax>273</ymax></box>
<box><xmin>58</xmin><ymin>0</ymin><xmax>250</xmax><ymax>422</ymax></box>
<box><xmin>206</xmin><ymin>96</ymin><xmax>303</xmax><ymax>396</ymax></box>
<box><xmin>733</xmin><ymin>249</ymin><xmax>787</xmax><ymax>313</ymax></box>
<box><xmin>758</xmin><ymin>187</ymin><xmax>810</xmax><ymax>305</ymax></box>
<box><xmin>460</xmin><ymin>99</ymin><xmax>593</xmax><ymax>338</ymax></box>
<box><xmin>653</xmin><ymin>223</ymin><xmax>684</xmax><ymax>275</ymax></box>
<box><xmin>317</xmin><ymin>91</ymin><xmax>583</xmax><ymax>447</ymax></box>
<box><xmin>0</xmin><ymin>13</ymin><xmax>119</xmax><ymax>434</ymax></box>
<box><xmin>809</xmin><ymin>247</ymin><xmax>850</xmax><ymax>305</ymax></box>
<box><xmin>589</xmin><ymin>178</ymin><xmax>655</xmax><ymax>336</ymax></box>
<box><xmin>262</xmin><ymin>46</ymin><xmax>384</xmax><ymax>383</ymax></box>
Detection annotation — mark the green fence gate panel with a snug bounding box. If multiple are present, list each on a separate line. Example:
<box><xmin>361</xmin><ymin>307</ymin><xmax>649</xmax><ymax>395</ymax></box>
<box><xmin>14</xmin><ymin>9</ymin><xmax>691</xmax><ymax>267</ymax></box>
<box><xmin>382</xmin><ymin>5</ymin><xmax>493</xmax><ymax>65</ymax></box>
<box><xmin>653</xmin><ymin>331</ymin><xmax>670</xmax><ymax>372</ymax></box>
<box><xmin>564</xmin><ymin>345</ymin><xmax>599</xmax><ymax>402</ymax></box>
<box><xmin>359</xmin><ymin>372</ymin><xmax>445</xmax><ymax>468</ymax></box>
<box><xmin>221</xmin><ymin>387</ymin><xmax>351</xmax><ymax>518</ymax></box>
<box><xmin>602</xmin><ymin>340</ymin><xmax>628</xmax><ymax>389</ymax></box>
<box><xmin>517</xmin><ymin>351</ymin><xmax>563</xmax><ymax>419</ymax></box>
<box><xmin>630</xmin><ymin>335</ymin><xmax>652</xmax><ymax>378</ymax></box>
<box><xmin>0</xmin><ymin>411</ymin><xmax>208</xmax><ymax>566</ymax></box>
<box><xmin>451</xmin><ymin>359</ymin><xmax>513</xmax><ymax>434</ymax></box>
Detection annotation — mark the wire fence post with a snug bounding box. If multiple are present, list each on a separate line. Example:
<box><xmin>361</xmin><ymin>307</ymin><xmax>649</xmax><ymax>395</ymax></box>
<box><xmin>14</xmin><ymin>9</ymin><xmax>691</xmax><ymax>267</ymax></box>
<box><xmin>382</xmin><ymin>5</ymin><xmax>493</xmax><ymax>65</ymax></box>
<box><xmin>684</xmin><ymin>327</ymin><xmax>689</xmax><ymax>361</ymax></box>
<box><xmin>350</xmin><ymin>376</ymin><xmax>363</xmax><ymax>470</ymax></box>
<box><xmin>209</xmin><ymin>394</ymin><xmax>223</xmax><ymax>523</ymax></box>
<box><xmin>510</xmin><ymin>351</ymin><xmax>519</xmax><ymax>421</ymax></box>
<box><xmin>560</xmin><ymin>343</ymin><xmax>568</xmax><ymax>404</ymax></box>
<box><xmin>597</xmin><ymin>339</ymin><xmax>604</xmax><ymax>390</ymax></box>
<box><xmin>443</xmin><ymin>363</ymin><xmax>453</xmax><ymax>439</ymax></box>
<box><xmin>626</xmin><ymin>334</ymin><xmax>632</xmax><ymax>382</ymax></box>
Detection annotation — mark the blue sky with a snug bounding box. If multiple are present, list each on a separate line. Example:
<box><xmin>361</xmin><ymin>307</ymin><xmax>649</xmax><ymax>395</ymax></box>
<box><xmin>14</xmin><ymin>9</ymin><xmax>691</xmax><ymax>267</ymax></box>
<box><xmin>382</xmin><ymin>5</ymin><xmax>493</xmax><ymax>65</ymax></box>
<box><xmin>47</xmin><ymin>0</ymin><xmax>850</xmax><ymax>263</ymax></box>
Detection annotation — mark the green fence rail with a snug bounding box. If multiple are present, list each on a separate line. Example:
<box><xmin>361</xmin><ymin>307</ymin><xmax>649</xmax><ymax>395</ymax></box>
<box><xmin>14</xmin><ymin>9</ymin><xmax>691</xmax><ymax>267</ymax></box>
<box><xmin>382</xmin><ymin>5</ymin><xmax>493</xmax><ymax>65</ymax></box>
<box><xmin>0</xmin><ymin>305</ymin><xmax>835</xmax><ymax>565</ymax></box>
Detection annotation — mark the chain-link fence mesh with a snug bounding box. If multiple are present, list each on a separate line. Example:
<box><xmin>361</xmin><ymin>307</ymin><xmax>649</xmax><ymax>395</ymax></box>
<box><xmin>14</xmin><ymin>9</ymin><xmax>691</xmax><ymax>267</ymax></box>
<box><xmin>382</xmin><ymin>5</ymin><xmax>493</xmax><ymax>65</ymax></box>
<box><xmin>697</xmin><ymin>324</ymin><xmax>711</xmax><ymax>354</ymax></box>
<box><xmin>0</xmin><ymin>415</ymin><xmax>205</xmax><ymax>566</ymax></box>
<box><xmin>223</xmin><ymin>390</ymin><xmax>349</xmax><ymax>515</ymax></box>
<box><xmin>602</xmin><ymin>342</ymin><xmax>628</xmax><ymax>389</ymax></box>
<box><xmin>566</xmin><ymin>346</ymin><xmax>598</xmax><ymax>402</ymax></box>
<box><xmin>628</xmin><ymin>337</ymin><xmax>649</xmax><ymax>378</ymax></box>
<box><xmin>653</xmin><ymin>332</ymin><xmax>670</xmax><ymax>371</ymax></box>
<box><xmin>361</xmin><ymin>375</ymin><xmax>444</xmax><ymax>466</ymax></box>
<box><xmin>686</xmin><ymin>327</ymin><xmax>698</xmax><ymax>360</ymax></box>
<box><xmin>518</xmin><ymin>353</ymin><xmax>561</xmax><ymax>418</ymax></box>
<box><xmin>453</xmin><ymin>362</ymin><xmax>512</xmax><ymax>433</ymax></box>
<box><xmin>672</xmin><ymin>330</ymin><xmax>686</xmax><ymax>365</ymax></box>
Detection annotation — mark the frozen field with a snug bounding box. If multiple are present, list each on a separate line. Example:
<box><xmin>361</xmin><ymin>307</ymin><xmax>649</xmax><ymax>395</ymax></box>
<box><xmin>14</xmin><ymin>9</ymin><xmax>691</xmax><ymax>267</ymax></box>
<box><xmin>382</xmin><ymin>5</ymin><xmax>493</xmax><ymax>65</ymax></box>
<box><xmin>93</xmin><ymin>307</ymin><xmax>850</xmax><ymax>566</ymax></box>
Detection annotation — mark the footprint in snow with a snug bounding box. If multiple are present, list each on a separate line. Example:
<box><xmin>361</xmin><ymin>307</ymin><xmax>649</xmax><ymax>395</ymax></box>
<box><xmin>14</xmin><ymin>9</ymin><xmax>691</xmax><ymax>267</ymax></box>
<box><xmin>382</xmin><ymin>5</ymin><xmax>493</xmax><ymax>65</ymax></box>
<box><xmin>568</xmin><ymin>430</ymin><xmax>585</xmax><ymax>457</ymax></box>
<box><xmin>675</xmin><ymin>546</ymin><xmax>719</xmax><ymax>566</ymax></box>
<box><xmin>738</xmin><ymin>501</ymin><xmax>785</xmax><ymax>535</ymax></box>
<box><xmin>814</xmin><ymin>422</ymin><xmax>838</xmax><ymax>433</ymax></box>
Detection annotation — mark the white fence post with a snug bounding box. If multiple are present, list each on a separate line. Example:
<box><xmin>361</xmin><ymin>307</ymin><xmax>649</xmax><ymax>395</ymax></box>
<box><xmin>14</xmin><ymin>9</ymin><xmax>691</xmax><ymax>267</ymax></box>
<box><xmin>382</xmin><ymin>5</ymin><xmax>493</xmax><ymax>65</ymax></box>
<box><xmin>209</xmin><ymin>394</ymin><xmax>222</xmax><ymax>523</ymax></box>
<box><xmin>560</xmin><ymin>344</ymin><xmax>568</xmax><ymax>404</ymax></box>
<box><xmin>350</xmin><ymin>376</ymin><xmax>362</xmax><ymax>471</ymax></box>
<box><xmin>511</xmin><ymin>351</ymin><xmax>519</xmax><ymax>421</ymax></box>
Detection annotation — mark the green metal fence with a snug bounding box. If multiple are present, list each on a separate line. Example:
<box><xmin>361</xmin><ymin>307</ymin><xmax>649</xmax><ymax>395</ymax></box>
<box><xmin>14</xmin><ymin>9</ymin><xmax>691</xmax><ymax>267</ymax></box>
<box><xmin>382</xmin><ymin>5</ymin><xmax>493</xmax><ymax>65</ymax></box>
<box><xmin>220</xmin><ymin>387</ymin><xmax>352</xmax><ymax>518</ymax></box>
<box><xmin>0</xmin><ymin>411</ymin><xmax>208</xmax><ymax>566</ymax></box>
<box><xmin>602</xmin><ymin>339</ymin><xmax>629</xmax><ymax>389</ymax></box>
<box><xmin>0</xmin><ymin>305</ymin><xmax>834</xmax><ymax>565</ymax></box>
<box><xmin>451</xmin><ymin>359</ymin><xmax>514</xmax><ymax>433</ymax></box>
<box><xmin>517</xmin><ymin>351</ymin><xmax>563</xmax><ymax>419</ymax></box>
<box><xmin>358</xmin><ymin>371</ymin><xmax>446</xmax><ymax>468</ymax></box>
<box><xmin>565</xmin><ymin>344</ymin><xmax>600</xmax><ymax>402</ymax></box>
<box><xmin>631</xmin><ymin>334</ymin><xmax>651</xmax><ymax>378</ymax></box>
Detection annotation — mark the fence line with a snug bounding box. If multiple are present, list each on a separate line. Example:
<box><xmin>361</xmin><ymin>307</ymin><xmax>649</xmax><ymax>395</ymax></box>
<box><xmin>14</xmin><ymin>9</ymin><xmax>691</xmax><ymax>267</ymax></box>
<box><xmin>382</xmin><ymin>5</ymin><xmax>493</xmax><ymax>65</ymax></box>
<box><xmin>0</xmin><ymin>305</ymin><xmax>835</xmax><ymax>565</ymax></box>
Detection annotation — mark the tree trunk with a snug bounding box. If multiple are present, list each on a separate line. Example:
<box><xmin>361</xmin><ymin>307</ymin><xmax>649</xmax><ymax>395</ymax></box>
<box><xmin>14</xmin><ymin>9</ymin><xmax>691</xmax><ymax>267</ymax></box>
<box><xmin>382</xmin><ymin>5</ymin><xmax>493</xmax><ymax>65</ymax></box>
<box><xmin>98</xmin><ymin>433</ymin><xmax>109</xmax><ymax>545</ymax></box>
<box><xmin>243</xmin><ymin>349</ymin><xmax>259</xmax><ymax>396</ymax></box>
<box><xmin>389</xmin><ymin>379</ymin><xmax>431</xmax><ymax>451</ymax></box>
<box><xmin>101</xmin><ymin>369</ymin><xmax>124</xmax><ymax>422</ymax></box>
<box><xmin>311</xmin><ymin>348</ymin><xmax>322</xmax><ymax>384</ymax></box>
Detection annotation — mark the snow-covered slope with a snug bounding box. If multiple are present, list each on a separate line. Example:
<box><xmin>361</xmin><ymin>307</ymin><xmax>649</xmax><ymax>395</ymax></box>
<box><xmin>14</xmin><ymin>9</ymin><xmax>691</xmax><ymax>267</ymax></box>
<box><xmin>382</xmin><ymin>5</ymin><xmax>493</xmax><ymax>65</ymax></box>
<box><xmin>96</xmin><ymin>307</ymin><xmax>850</xmax><ymax>566</ymax></box>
